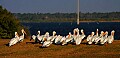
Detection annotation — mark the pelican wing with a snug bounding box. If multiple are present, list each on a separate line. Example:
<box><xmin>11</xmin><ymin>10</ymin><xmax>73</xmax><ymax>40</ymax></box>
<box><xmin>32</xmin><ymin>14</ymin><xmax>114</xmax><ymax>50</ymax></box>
<box><xmin>9</xmin><ymin>37</ymin><xmax>19</xmax><ymax>46</ymax></box>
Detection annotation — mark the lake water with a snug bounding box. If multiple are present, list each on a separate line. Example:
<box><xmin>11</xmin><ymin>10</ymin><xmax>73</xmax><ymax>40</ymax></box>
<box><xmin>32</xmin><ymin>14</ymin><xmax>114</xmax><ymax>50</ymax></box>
<box><xmin>21</xmin><ymin>22</ymin><xmax>120</xmax><ymax>40</ymax></box>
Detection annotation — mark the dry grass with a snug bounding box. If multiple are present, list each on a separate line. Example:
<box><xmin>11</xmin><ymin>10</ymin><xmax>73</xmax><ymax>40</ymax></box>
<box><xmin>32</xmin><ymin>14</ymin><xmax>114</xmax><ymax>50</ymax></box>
<box><xmin>0</xmin><ymin>39</ymin><xmax>120</xmax><ymax>58</ymax></box>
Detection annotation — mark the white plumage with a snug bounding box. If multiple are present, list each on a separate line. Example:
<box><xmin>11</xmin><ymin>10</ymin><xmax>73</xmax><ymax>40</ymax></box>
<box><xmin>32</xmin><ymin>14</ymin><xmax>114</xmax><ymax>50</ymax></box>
<box><xmin>42</xmin><ymin>40</ymin><xmax>52</xmax><ymax>47</ymax></box>
<box><xmin>76</xmin><ymin>29</ymin><xmax>86</xmax><ymax>45</ymax></box>
<box><xmin>42</xmin><ymin>31</ymin><xmax>57</xmax><ymax>47</ymax></box>
<box><xmin>100</xmin><ymin>31</ymin><xmax>108</xmax><ymax>44</ymax></box>
<box><xmin>54</xmin><ymin>35</ymin><xmax>62</xmax><ymax>44</ymax></box>
<box><xmin>9</xmin><ymin>32</ymin><xmax>19</xmax><ymax>47</ymax></box>
<box><xmin>19</xmin><ymin>29</ymin><xmax>26</xmax><ymax>42</ymax></box>
<box><xmin>31</xmin><ymin>35</ymin><xmax>36</xmax><ymax>41</ymax></box>
<box><xmin>107</xmin><ymin>30</ymin><xmax>115</xmax><ymax>44</ymax></box>
<box><xmin>87</xmin><ymin>32</ymin><xmax>95</xmax><ymax>44</ymax></box>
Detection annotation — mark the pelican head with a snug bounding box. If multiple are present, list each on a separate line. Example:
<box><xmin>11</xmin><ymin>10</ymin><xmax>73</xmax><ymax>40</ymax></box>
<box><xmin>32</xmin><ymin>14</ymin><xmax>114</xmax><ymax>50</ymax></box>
<box><xmin>53</xmin><ymin>31</ymin><xmax>56</xmax><ymax>36</ymax></box>
<box><xmin>73</xmin><ymin>28</ymin><xmax>79</xmax><ymax>35</ymax></box>
<box><xmin>66</xmin><ymin>32</ymin><xmax>71</xmax><ymax>39</ymax></box>
<box><xmin>15</xmin><ymin>32</ymin><xmax>19</xmax><ymax>37</ymax></box>
<box><xmin>97</xmin><ymin>29</ymin><xmax>98</xmax><ymax>32</ymax></box>
<box><xmin>81</xmin><ymin>29</ymin><xmax>83</xmax><ymax>33</ymax></box>
<box><xmin>96</xmin><ymin>29</ymin><xmax>99</xmax><ymax>33</ymax></box>
<box><xmin>69</xmin><ymin>32</ymin><xmax>71</xmax><ymax>35</ymax></box>
<box><xmin>101</xmin><ymin>31</ymin><xmax>104</xmax><ymax>34</ymax></box>
<box><xmin>45</xmin><ymin>32</ymin><xmax>49</xmax><ymax>37</ymax></box>
<box><xmin>38</xmin><ymin>31</ymin><xmax>40</xmax><ymax>34</ymax></box>
<box><xmin>21</xmin><ymin>29</ymin><xmax>27</xmax><ymax>35</ymax></box>
<box><xmin>81</xmin><ymin>29</ymin><xmax>85</xmax><ymax>35</ymax></box>
<box><xmin>15</xmin><ymin>32</ymin><xmax>17</xmax><ymax>35</ymax></box>
<box><xmin>104</xmin><ymin>31</ymin><xmax>108</xmax><ymax>35</ymax></box>
<box><xmin>96</xmin><ymin>29</ymin><xmax>99</xmax><ymax>36</ymax></box>
<box><xmin>91</xmin><ymin>32</ymin><xmax>95</xmax><ymax>36</ymax></box>
<box><xmin>111</xmin><ymin>30</ymin><xmax>115</xmax><ymax>36</ymax></box>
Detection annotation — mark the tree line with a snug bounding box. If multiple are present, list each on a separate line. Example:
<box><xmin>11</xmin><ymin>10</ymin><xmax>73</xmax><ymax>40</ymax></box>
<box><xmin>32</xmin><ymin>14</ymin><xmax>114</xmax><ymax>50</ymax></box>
<box><xmin>13</xmin><ymin>12</ymin><xmax>120</xmax><ymax>22</ymax></box>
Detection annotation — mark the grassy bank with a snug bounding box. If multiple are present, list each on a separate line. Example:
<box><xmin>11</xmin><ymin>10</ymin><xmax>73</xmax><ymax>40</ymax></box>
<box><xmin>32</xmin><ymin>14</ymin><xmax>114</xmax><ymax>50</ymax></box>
<box><xmin>0</xmin><ymin>39</ymin><xmax>120</xmax><ymax>58</ymax></box>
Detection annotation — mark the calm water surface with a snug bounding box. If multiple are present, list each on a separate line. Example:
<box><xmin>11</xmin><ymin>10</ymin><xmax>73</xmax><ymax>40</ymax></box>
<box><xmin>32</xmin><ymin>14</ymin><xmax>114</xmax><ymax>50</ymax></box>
<box><xmin>21</xmin><ymin>22</ymin><xmax>120</xmax><ymax>40</ymax></box>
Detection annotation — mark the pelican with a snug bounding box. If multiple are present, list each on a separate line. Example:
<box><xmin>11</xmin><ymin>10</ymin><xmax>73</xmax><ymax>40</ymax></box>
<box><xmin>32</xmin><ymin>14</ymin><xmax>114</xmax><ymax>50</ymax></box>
<box><xmin>36</xmin><ymin>31</ymin><xmax>43</xmax><ymax>42</ymax></box>
<box><xmin>75</xmin><ymin>29</ymin><xmax>86</xmax><ymax>45</ymax></box>
<box><xmin>41</xmin><ymin>32</ymin><xmax>50</xmax><ymax>43</ymax></box>
<box><xmin>60</xmin><ymin>36</ymin><xmax>67</xmax><ymax>45</ymax></box>
<box><xmin>9</xmin><ymin>32</ymin><xmax>19</xmax><ymax>47</ymax></box>
<box><xmin>101</xmin><ymin>31</ymin><xmax>108</xmax><ymax>44</ymax></box>
<box><xmin>107</xmin><ymin>30</ymin><xmax>115</xmax><ymax>44</ymax></box>
<box><xmin>49</xmin><ymin>31</ymin><xmax>58</xmax><ymax>42</ymax></box>
<box><xmin>42</xmin><ymin>31</ymin><xmax>57</xmax><ymax>47</ymax></box>
<box><xmin>72</xmin><ymin>28</ymin><xmax>80</xmax><ymax>43</ymax></box>
<box><xmin>42</xmin><ymin>35</ymin><xmax>58</xmax><ymax>47</ymax></box>
<box><xmin>100</xmin><ymin>31</ymin><xmax>105</xmax><ymax>43</ymax></box>
<box><xmin>65</xmin><ymin>32</ymin><xmax>73</xmax><ymax>43</ymax></box>
<box><xmin>19</xmin><ymin>29</ymin><xmax>27</xmax><ymax>42</ymax></box>
<box><xmin>87</xmin><ymin>32</ymin><xmax>94</xmax><ymax>44</ymax></box>
<box><xmin>54</xmin><ymin>35</ymin><xmax>62</xmax><ymax>44</ymax></box>
<box><xmin>62</xmin><ymin>32</ymin><xmax>73</xmax><ymax>45</ymax></box>
<box><xmin>92</xmin><ymin>29</ymin><xmax>99</xmax><ymax>42</ymax></box>
<box><xmin>94</xmin><ymin>31</ymin><xmax>104</xmax><ymax>44</ymax></box>
<box><xmin>42</xmin><ymin>40</ymin><xmax>52</xmax><ymax>48</ymax></box>
<box><xmin>73</xmin><ymin>28</ymin><xmax>80</xmax><ymax>36</ymax></box>
<box><xmin>31</xmin><ymin>35</ymin><xmax>36</xmax><ymax>41</ymax></box>
<box><xmin>47</xmin><ymin>31</ymin><xmax>56</xmax><ymax>41</ymax></box>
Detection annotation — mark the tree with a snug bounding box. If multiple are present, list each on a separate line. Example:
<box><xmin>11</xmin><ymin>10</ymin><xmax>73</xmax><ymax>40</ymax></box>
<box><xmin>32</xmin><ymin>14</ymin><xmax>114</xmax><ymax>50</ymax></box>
<box><xmin>0</xmin><ymin>5</ymin><xmax>24</xmax><ymax>38</ymax></box>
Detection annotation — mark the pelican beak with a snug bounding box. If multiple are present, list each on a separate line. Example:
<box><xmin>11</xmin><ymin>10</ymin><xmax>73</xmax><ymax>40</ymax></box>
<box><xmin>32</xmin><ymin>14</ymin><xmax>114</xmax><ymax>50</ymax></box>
<box><xmin>104</xmin><ymin>32</ymin><xmax>106</xmax><ymax>35</ymax></box>
<box><xmin>24</xmin><ymin>30</ymin><xmax>27</xmax><ymax>35</ymax></box>
<box><xmin>16</xmin><ymin>33</ymin><xmax>19</xmax><ymax>37</ymax></box>
<box><xmin>112</xmin><ymin>32</ymin><xmax>115</xmax><ymax>36</ymax></box>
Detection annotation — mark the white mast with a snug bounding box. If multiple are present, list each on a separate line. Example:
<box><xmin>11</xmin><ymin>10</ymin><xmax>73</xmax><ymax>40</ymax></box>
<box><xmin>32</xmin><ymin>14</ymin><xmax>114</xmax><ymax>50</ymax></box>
<box><xmin>77</xmin><ymin>0</ymin><xmax>80</xmax><ymax>25</ymax></box>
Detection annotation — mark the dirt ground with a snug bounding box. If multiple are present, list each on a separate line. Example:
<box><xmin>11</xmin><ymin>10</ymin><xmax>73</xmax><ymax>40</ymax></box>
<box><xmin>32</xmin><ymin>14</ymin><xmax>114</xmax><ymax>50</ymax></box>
<box><xmin>0</xmin><ymin>38</ymin><xmax>120</xmax><ymax>58</ymax></box>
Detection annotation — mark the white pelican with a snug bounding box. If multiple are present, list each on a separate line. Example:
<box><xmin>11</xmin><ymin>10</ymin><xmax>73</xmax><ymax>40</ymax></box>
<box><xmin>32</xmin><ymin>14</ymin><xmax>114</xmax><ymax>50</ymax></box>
<box><xmin>101</xmin><ymin>31</ymin><xmax>108</xmax><ymax>44</ymax></box>
<box><xmin>94</xmin><ymin>31</ymin><xmax>104</xmax><ymax>44</ymax></box>
<box><xmin>36</xmin><ymin>31</ymin><xmax>44</xmax><ymax>42</ymax></box>
<box><xmin>107</xmin><ymin>30</ymin><xmax>115</xmax><ymax>44</ymax></box>
<box><xmin>100</xmin><ymin>31</ymin><xmax>105</xmax><ymax>43</ymax></box>
<box><xmin>92</xmin><ymin>29</ymin><xmax>99</xmax><ymax>42</ymax></box>
<box><xmin>73</xmin><ymin>28</ymin><xmax>80</xmax><ymax>36</ymax></box>
<box><xmin>47</xmin><ymin>31</ymin><xmax>56</xmax><ymax>41</ymax></box>
<box><xmin>60</xmin><ymin>36</ymin><xmax>67</xmax><ymax>45</ymax></box>
<box><xmin>65</xmin><ymin>32</ymin><xmax>73</xmax><ymax>43</ymax></box>
<box><xmin>87</xmin><ymin>32</ymin><xmax>95</xmax><ymax>44</ymax></box>
<box><xmin>31</xmin><ymin>35</ymin><xmax>36</xmax><ymax>41</ymax></box>
<box><xmin>76</xmin><ymin>29</ymin><xmax>86</xmax><ymax>45</ymax></box>
<box><xmin>72</xmin><ymin>28</ymin><xmax>80</xmax><ymax>43</ymax></box>
<box><xmin>54</xmin><ymin>35</ymin><xmax>62</xmax><ymax>44</ymax></box>
<box><xmin>49</xmin><ymin>31</ymin><xmax>58</xmax><ymax>42</ymax></box>
<box><xmin>42</xmin><ymin>35</ymin><xmax>58</xmax><ymax>47</ymax></box>
<box><xmin>41</xmin><ymin>31</ymin><xmax>57</xmax><ymax>47</ymax></box>
<box><xmin>41</xmin><ymin>32</ymin><xmax>50</xmax><ymax>43</ymax></box>
<box><xmin>62</xmin><ymin>32</ymin><xmax>74</xmax><ymax>45</ymax></box>
<box><xmin>42</xmin><ymin>40</ymin><xmax>52</xmax><ymax>48</ymax></box>
<box><xmin>9</xmin><ymin>32</ymin><xmax>19</xmax><ymax>47</ymax></box>
<box><xmin>19</xmin><ymin>29</ymin><xmax>27</xmax><ymax>42</ymax></box>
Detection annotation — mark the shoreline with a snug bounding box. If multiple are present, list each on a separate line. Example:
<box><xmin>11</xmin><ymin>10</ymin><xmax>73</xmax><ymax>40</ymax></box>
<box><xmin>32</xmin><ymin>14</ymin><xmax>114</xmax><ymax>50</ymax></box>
<box><xmin>20</xmin><ymin>21</ymin><xmax>120</xmax><ymax>23</ymax></box>
<box><xmin>80</xmin><ymin>20</ymin><xmax>120</xmax><ymax>22</ymax></box>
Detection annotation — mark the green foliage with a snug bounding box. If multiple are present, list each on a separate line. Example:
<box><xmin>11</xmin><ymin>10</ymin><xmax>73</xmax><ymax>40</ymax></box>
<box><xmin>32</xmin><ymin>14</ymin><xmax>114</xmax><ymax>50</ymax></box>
<box><xmin>13</xmin><ymin>12</ymin><xmax>120</xmax><ymax>22</ymax></box>
<box><xmin>0</xmin><ymin>5</ymin><xmax>24</xmax><ymax>38</ymax></box>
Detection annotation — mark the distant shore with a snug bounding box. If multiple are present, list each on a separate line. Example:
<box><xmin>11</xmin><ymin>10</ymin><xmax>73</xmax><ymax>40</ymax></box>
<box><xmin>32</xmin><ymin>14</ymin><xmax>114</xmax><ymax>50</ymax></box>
<box><xmin>20</xmin><ymin>20</ymin><xmax>120</xmax><ymax>23</ymax></box>
<box><xmin>79</xmin><ymin>20</ymin><xmax>120</xmax><ymax>22</ymax></box>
